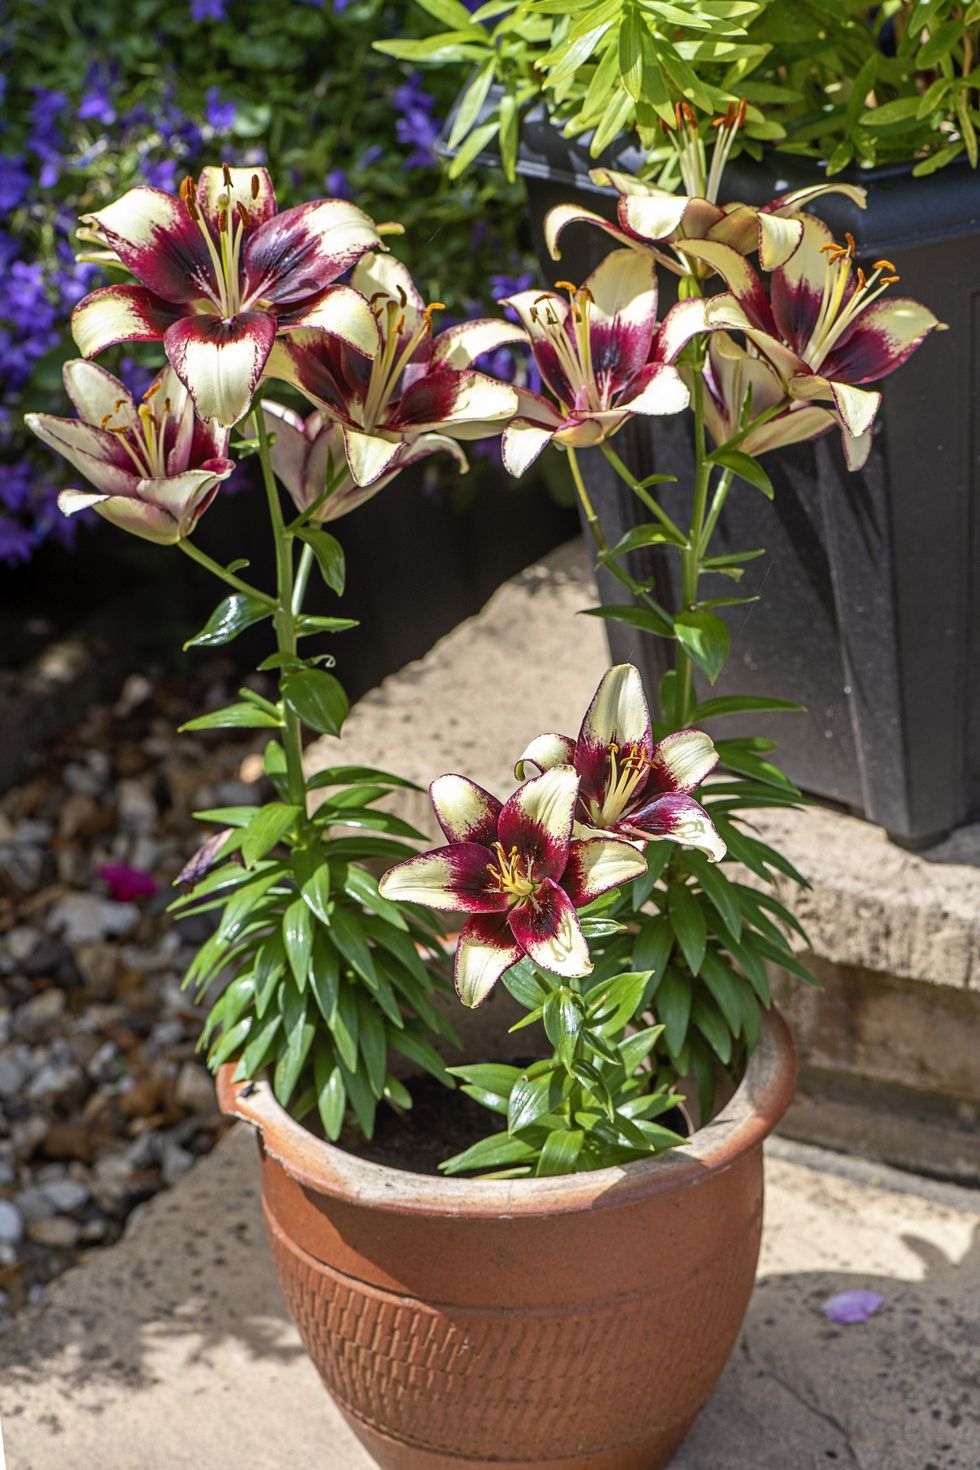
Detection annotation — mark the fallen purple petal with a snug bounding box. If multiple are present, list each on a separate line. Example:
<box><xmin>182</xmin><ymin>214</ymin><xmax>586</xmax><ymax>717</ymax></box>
<box><xmin>98</xmin><ymin>863</ymin><xmax>159</xmax><ymax>902</ymax></box>
<box><xmin>822</xmin><ymin>1289</ymin><xmax>884</xmax><ymax>1324</ymax></box>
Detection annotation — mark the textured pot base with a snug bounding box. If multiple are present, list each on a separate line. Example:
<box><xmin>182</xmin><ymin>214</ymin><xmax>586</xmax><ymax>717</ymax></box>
<box><xmin>341</xmin><ymin>1409</ymin><xmax>695</xmax><ymax>1470</ymax></box>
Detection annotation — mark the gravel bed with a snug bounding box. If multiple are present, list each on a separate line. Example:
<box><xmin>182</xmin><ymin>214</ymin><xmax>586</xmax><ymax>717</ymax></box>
<box><xmin>0</xmin><ymin>661</ymin><xmax>273</xmax><ymax>1327</ymax></box>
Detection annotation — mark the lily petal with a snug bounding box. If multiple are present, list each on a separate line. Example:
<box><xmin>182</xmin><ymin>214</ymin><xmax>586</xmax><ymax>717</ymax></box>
<box><xmin>581</xmin><ymin>248</ymin><xmax>660</xmax><ymax>388</ymax></box>
<box><xmin>576</xmin><ymin>664</ymin><xmax>653</xmax><ymax>806</ymax></box>
<box><xmin>137</xmin><ymin>466</ymin><xmax>229</xmax><ymax>538</ymax></box>
<box><xmin>820</xmin><ymin>298</ymin><xmax>942</xmax><ymax>385</ymax></box>
<box><xmin>81</xmin><ymin>186</ymin><xmax>216</xmax><ymax>305</ymax></box>
<box><xmin>509</xmin><ymin>879</ymin><xmax>592</xmax><ymax>978</ymax></box>
<box><xmin>842</xmin><ymin>426</ymin><xmax>872</xmax><ymax>471</ymax></box>
<box><xmin>501</xmin><ymin>418</ymin><xmax>558</xmax><ymax>477</ymax></box>
<box><xmin>622</xmin><ymin>792</ymin><xmax>726</xmax><ymax>862</ymax></box>
<box><xmin>430</xmin><ymin>774</ymin><xmax>503</xmax><ymax>847</ymax></box>
<box><xmin>649</xmin><ymin>729</ymin><xmax>719</xmax><ymax>794</ymax></box>
<box><xmin>544</xmin><ymin>203</ymin><xmax>636</xmax><ymax>261</ymax></box>
<box><xmin>164</xmin><ymin>311</ymin><xmax>277</xmax><ymax>426</ymax></box>
<box><xmin>561</xmin><ymin>837</ymin><xmax>646</xmax><ymax>906</ymax></box>
<box><xmin>389</xmin><ymin>368</ymin><xmax>518</xmax><ymax>436</ymax></box>
<box><xmin>620</xmin><ymin>191</ymin><xmax>724</xmax><ymax>246</ymax></box>
<box><xmin>281</xmin><ymin>282</ymin><xmax>382</xmax><ymax>358</ymax></box>
<box><xmin>770</xmin><ymin>215</ymin><xmax>836</xmax><ymax>353</ymax></box>
<box><xmin>261</xmin><ymin>400</ymin><xmax>311</xmax><ymax>504</ymax></box>
<box><xmin>431</xmin><ymin>318</ymin><xmax>529</xmax><ymax>370</ymax></box>
<box><xmin>514</xmin><ymin>732</ymin><xmax>576</xmax><ymax>781</ymax></box>
<box><xmin>57</xmin><ymin>488</ymin><xmax>183</xmax><ymax>545</ymax></box>
<box><xmin>377</xmin><ymin>844</ymin><xmax>507</xmax><ymax>913</ymax></box>
<box><xmin>342</xmin><ymin>427</ymin><xmax>402</xmax><ymax>487</ymax></box>
<box><xmin>497</xmin><ymin>765</ymin><xmax>578</xmax><ymax>882</ymax></box>
<box><xmin>72</xmin><ymin>285</ymin><xmax>183</xmax><ymax>358</ymax></box>
<box><xmin>244</xmin><ymin>199</ymin><xmax>382</xmax><ymax>306</ymax></box>
<box><xmin>622</xmin><ymin>362</ymin><xmax>690</xmax><ymax>417</ymax></box>
<box><xmin>351</xmin><ymin>253</ymin><xmax>426</xmax><ymax>339</ymax></box>
<box><xmin>790</xmin><ymin>374</ymin><xmax>881</xmax><ymax>438</ymax></box>
<box><xmin>24</xmin><ymin>413</ymin><xmax>138</xmax><ymax>497</ymax></box>
<box><xmin>62</xmin><ymin>358</ymin><xmax>135</xmax><ymax>425</ymax></box>
<box><xmin>196</xmin><ymin>166</ymin><xmax>277</xmax><ymax>232</ymax></box>
<box><xmin>454</xmin><ymin>913</ymin><xmax>522</xmax><ymax>1008</ymax></box>
<box><xmin>675</xmin><ymin>240</ymin><xmax>778</xmax><ymax>336</ymax></box>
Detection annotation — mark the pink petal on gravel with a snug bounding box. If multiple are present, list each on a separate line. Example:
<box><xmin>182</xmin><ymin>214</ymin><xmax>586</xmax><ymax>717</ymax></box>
<box><xmin>822</xmin><ymin>1290</ymin><xmax>884</xmax><ymax>1324</ymax></box>
<box><xmin>98</xmin><ymin>863</ymin><xmax>158</xmax><ymax>901</ymax></box>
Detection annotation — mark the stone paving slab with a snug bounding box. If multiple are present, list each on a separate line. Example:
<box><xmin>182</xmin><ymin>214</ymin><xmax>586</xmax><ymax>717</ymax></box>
<box><xmin>0</xmin><ymin>1126</ymin><xmax>977</xmax><ymax>1470</ymax></box>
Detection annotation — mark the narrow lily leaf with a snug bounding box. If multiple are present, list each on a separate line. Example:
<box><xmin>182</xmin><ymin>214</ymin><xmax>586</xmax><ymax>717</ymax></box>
<box><xmin>314</xmin><ymin>1050</ymin><xmax>346</xmax><ymax>1141</ymax></box>
<box><xmin>508</xmin><ymin>1068</ymin><xmax>561</xmax><ymax>1133</ymax></box>
<box><xmin>241</xmin><ymin>803</ymin><xmax>301</xmax><ymax>868</ymax></box>
<box><xmin>184</xmin><ymin>593</ymin><xmax>272</xmax><ymax>649</ymax></box>
<box><xmin>684</xmin><ymin>851</ymin><xmax>742</xmax><ymax>939</ymax></box>
<box><xmin>448</xmin><ymin>55</ymin><xmax>497</xmax><ymax>149</ymax></box>
<box><xmin>708</xmin><ymin>448</ymin><xmax>774</xmax><ymax>499</ymax></box>
<box><xmin>502</xmin><ymin>957</ymin><xmax>551</xmax><ymax>1009</ymax></box>
<box><xmin>283</xmin><ymin>897</ymin><xmax>314</xmax><ymax>991</ymax></box>
<box><xmin>631</xmin><ymin>841</ymin><xmax>673</xmax><ymax>909</ymax></box>
<box><xmin>300</xmin><ymin>862</ymin><xmax>332</xmax><ymax>923</ymax></box>
<box><xmin>208</xmin><ymin>1014</ymin><xmax>252</xmax><ymax>1070</ymax></box>
<box><xmin>181</xmin><ymin>702</ymin><xmax>283</xmax><ymax>731</ymax></box>
<box><xmin>383</xmin><ymin>1074</ymin><xmax>412</xmax><ymax>1110</ymax></box>
<box><xmin>274</xmin><ymin>981</ymin><xmax>315</xmax><ymax>1107</ymax></box>
<box><xmin>254</xmin><ymin>932</ymin><xmax>286</xmax><ymax>1020</ymax></box>
<box><xmin>691</xmin><ymin>695</ymin><xmax>804</xmax><ymax>720</ymax></box>
<box><xmin>307</xmin><ymin>764</ymin><xmax>421</xmax><ymax>792</ymax></box>
<box><xmin>309</xmin><ymin>931</ymin><xmax>340</xmax><ymax>1024</ymax></box>
<box><xmin>356</xmin><ymin>993</ymin><xmax>388</xmax><ymax>1098</ymax></box>
<box><xmin>391</xmin><ymin>1029</ymin><xmax>454</xmax><ymax>1086</ymax></box>
<box><xmin>236</xmin><ymin>1011</ymin><xmax>281</xmax><ymax>1078</ymax></box>
<box><xmin>282</xmin><ymin>669</ymin><xmax>349</xmax><ymax>737</ymax></box>
<box><xmin>297</xmin><ymin>527</ymin><xmax>346</xmax><ymax>595</ymax></box>
<box><xmin>589</xmin><ymin>971</ymin><xmax>649</xmax><ymax>1031</ymax></box>
<box><xmin>440</xmin><ymin>1133</ymin><xmax>538</xmax><ymax>1176</ymax></box>
<box><xmin>655</xmin><ymin>966</ymin><xmax>692</xmax><ymax>1058</ymax></box>
<box><xmin>536</xmin><ymin>1128</ymin><xmax>585</xmax><ymax>1176</ymax></box>
<box><xmin>667</xmin><ymin>883</ymin><xmax>707</xmax><ymax>974</ymax></box>
<box><xmin>295</xmin><ymin>614</ymin><xmax>359</xmax><ymax>636</ymax></box>
<box><xmin>634</xmin><ymin>916</ymin><xmax>674</xmax><ymax>1004</ymax></box>
<box><xmin>337</xmin><ymin>1055</ymin><xmax>377</xmax><ymax>1138</ymax></box>
<box><xmin>331</xmin><ymin>984</ymin><xmax>360</xmax><ymax>1071</ymax></box>
<box><xmin>674</xmin><ymin>610</ymin><xmax>730</xmax><ymax>684</ymax></box>
<box><xmin>584</xmin><ymin>603</ymin><xmax>674</xmax><ymax>638</ymax></box>
<box><xmin>543</xmin><ymin>988</ymin><xmax>584</xmax><ymax>1071</ymax></box>
<box><xmin>698</xmin><ymin>947</ymin><xmax>747</xmax><ymax>1033</ymax></box>
<box><xmin>619</xmin><ymin>1024</ymin><xmax>664</xmax><ymax>1073</ymax></box>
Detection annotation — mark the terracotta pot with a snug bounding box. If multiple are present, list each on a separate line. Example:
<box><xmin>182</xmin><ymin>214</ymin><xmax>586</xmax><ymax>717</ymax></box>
<box><xmin>218</xmin><ymin>1008</ymin><xmax>796</xmax><ymax>1470</ymax></box>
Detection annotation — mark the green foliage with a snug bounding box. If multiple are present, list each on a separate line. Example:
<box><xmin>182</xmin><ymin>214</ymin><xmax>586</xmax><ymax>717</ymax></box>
<box><xmin>390</xmin><ymin>0</ymin><xmax>980</xmax><ymax>177</ymax></box>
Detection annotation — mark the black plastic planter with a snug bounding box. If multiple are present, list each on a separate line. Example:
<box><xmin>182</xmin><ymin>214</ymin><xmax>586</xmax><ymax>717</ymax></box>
<box><xmin>508</xmin><ymin>112</ymin><xmax>980</xmax><ymax>845</ymax></box>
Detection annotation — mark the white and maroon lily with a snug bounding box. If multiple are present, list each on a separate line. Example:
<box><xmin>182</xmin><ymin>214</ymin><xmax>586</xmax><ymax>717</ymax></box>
<box><xmin>261</xmin><ymin>400</ymin><xmax>467</xmax><ymax>522</ymax></box>
<box><xmin>264</xmin><ymin>253</ymin><xmax>522</xmax><ymax>487</ymax></box>
<box><xmin>26</xmin><ymin>359</ymin><xmax>233</xmax><ymax>545</ymax></box>
<box><xmin>677</xmin><ymin>218</ymin><xmax>943</xmax><ymax>469</ymax></box>
<box><xmin>71</xmin><ymin>166</ymin><xmax>383</xmax><ymax>427</ymax></box>
<box><xmin>698</xmin><ymin>331</ymin><xmax>836</xmax><ymax>458</ymax></box>
<box><xmin>378</xmin><ymin>765</ymin><xmax>646</xmax><ymax>1007</ymax></box>
<box><xmin>498</xmin><ymin>248</ymin><xmax>704</xmax><ymax>477</ymax></box>
<box><xmin>545</xmin><ymin>103</ymin><xmax>868</xmax><ymax>278</ymax></box>
<box><xmin>516</xmin><ymin>665</ymin><xmax>725</xmax><ymax>863</ymax></box>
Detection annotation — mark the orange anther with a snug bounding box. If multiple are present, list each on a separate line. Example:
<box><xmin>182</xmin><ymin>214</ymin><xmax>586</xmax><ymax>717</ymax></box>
<box><xmin>874</xmin><ymin>258</ymin><xmax>897</xmax><ymax>273</ymax></box>
<box><xmin>222</xmin><ymin>162</ymin><xmax>232</xmax><ymax>186</ymax></box>
<box><xmin>251</xmin><ymin>173</ymin><xmax>260</xmax><ymax>199</ymax></box>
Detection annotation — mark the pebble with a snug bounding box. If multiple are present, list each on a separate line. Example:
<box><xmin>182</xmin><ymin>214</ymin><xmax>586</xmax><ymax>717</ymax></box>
<box><xmin>13</xmin><ymin>989</ymin><xmax>66</xmax><ymax>1043</ymax></box>
<box><xmin>160</xmin><ymin>1137</ymin><xmax>194</xmax><ymax>1186</ymax></box>
<box><xmin>47</xmin><ymin>894</ymin><xmax>140</xmax><ymax>944</ymax></box>
<box><xmin>0</xmin><ymin>1052</ymin><xmax>29</xmax><ymax>1099</ymax></box>
<box><xmin>39</xmin><ymin>1177</ymin><xmax>90</xmax><ymax>1214</ymax></box>
<box><xmin>175</xmin><ymin>1062</ymin><xmax>216</xmax><ymax>1116</ymax></box>
<box><xmin>0</xmin><ymin>1203</ymin><xmax>24</xmax><ymax>1246</ymax></box>
<box><xmin>26</xmin><ymin>1218</ymin><xmax>81</xmax><ymax>1249</ymax></box>
<box><xmin>3</xmin><ymin>926</ymin><xmax>43</xmax><ymax>965</ymax></box>
<box><xmin>116</xmin><ymin>778</ymin><xmax>158</xmax><ymax>833</ymax></box>
<box><xmin>25</xmin><ymin>1059</ymin><xmax>85</xmax><ymax>1106</ymax></box>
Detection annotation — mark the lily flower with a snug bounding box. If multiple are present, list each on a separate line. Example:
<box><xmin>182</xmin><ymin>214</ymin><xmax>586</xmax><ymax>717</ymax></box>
<box><xmin>261</xmin><ymin>400</ymin><xmax>467</xmax><ymax>522</ymax></box>
<box><xmin>546</xmin><ymin>103</ymin><xmax>867</xmax><ymax>277</ymax></box>
<box><xmin>26</xmin><ymin>359</ymin><xmax>233</xmax><ymax>545</ymax></box>
<box><xmin>378</xmin><ymin>765</ymin><xmax>647</xmax><ymax>1006</ymax></box>
<box><xmin>677</xmin><ymin>219</ymin><xmax>943</xmax><ymax>468</ymax></box>
<box><xmin>498</xmin><ymin>248</ymin><xmax>704</xmax><ymax>477</ymax></box>
<box><xmin>515</xmin><ymin>665</ymin><xmax>725</xmax><ymax>862</ymax></box>
<box><xmin>71</xmin><ymin>166</ymin><xmax>383</xmax><ymax>426</ymax></box>
<box><xmin>264</xmin><ymin>253</ymin><xmax>522</xmax><ymax>486</ymax></box>
<box><xmin>698</xmin><ymin>332</ymin><xmax>836</xmax><ymax>457</ymax></box>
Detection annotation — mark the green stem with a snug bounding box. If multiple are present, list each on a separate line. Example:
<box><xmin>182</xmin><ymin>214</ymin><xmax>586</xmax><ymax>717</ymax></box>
<box><xmin>291</xmin><ymin>542</ymin><xmax>315</xmax><ymax>618</ymax></box>
<box><xmin>254</xmin><ymin>403</ymin><xmax>307</xmax><ymax>811</ymax></box>
<box><xmin>566</xmin><ymin>445</ymin><xmax>607</xmax><ymax>552</ymax></box>
<box><xmin>178</xmin><ymin>540</ymin><xmax>275</xmax><ymax>606</ymax></box>
<box><xmin>674</xmin><ymin>372</ymin><xmax>711</xmax><ymax>728</ymax></box>
<box><xmin>700</xmin><ymin>465</ymin><xmax>734</xmax><ymax>554</ymax></box>
<box><xmin>600</xmin><ymin>443</ymin><xmax>686</xmax><ymax>544</ymax></box>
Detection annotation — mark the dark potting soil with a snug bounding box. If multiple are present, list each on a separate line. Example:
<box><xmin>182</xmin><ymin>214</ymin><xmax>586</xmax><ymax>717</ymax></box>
<box><xmin>340</xmin><ymin>1074</ymin><xmax>506</xmax><ymax>1177</ymax></box>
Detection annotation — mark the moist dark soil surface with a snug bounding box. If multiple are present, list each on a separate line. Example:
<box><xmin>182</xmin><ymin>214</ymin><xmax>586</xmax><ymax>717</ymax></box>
<box><xmin>341</xmin><ymin>1073</ymin><xmax>507</xmax><ymax>1178</ymax></box>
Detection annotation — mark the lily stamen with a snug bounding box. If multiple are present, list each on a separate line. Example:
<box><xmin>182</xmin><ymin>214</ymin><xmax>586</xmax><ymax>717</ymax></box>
<box><xmin>807</xmin><ymin>233</ymin><xmax>903</xmax><ymax>372</ymax></box>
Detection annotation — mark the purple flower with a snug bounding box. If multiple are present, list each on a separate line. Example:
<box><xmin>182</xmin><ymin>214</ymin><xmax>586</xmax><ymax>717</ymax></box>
<box><xmin>0</xmin><ymin>463</ymin><xmax>32</xmax><ymax>514</ymax></box>
<box><xmin>190</xmin><ymin>0</ymin><xmax>226</xmax><ymax>17</ymax></box>
<box><xmin>393</xmin><ymin>73</ymin><xmax>440</xmax><ymax>169</ymax></box>
<box><xmin>205</xmin><ymin>87</ymin><xmax>236</xmax><ymax>131</ymax></box>
<box><xmin>325</xmin><ymin>166</ymin><xmax>351</xmax><ymax>199</ymax></box>
<box><xmin>822</xmin><ymin>1290</ymin><xmax>884</xmax><ymax>1325</ymax></box>
<box><xmin>358</xmin><ymin>144</ymin><xmax>383</xmax><ymax>168</ymax></box>
<box><xmin>141</xmin><ymin>156</ymin><xmax>179</xmax><ymax>192</ymax></box>
<box><xmin>0</xmin><ymin>516</ymin><xmax>36</xmax><ymax>566</ymax></box>
<box><xmin>99</xmin><ymin>863</ymin><xmax>159</xmax><ymax>901</ymax></box>
<box><xmin>0</xmin><ymin>158</ymin><xmax>31</xmax><ymax>211</ymax></box>
<box><xmin>77</xmin><ymin>68</ymin><xmax>117</xmax><ymax>127</ymax></box>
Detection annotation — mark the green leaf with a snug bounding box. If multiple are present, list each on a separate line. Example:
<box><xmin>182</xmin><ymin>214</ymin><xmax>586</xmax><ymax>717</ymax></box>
<box><xmin>673</xmin><ymin>610</ymin><xmax>730</xmax><ymax>684</ymax></box>
<box><xmin>619</xmin><ymin>1024</ymin><xmax>664</xmax><ymax>1073</ymax></box>
<box><xmin>330</xmin><ymin>983</ymin><xmax>360</xmax><ymax>1071</ymax></box>
<box><xmin>508</xmin><ymin>1067</ymin><xmax>561</xmax><ymax>1133</ymax></box>
<box><xmin>337</xmin><ymin>1054</ymin><xmax>377</xmax><ymax>1138</ymax></box>
<box><xmin>619</xmin><ymin>5</ymin><xmax>644</xmax><ymax>100</ymax></box>
<box><xmin>309</xmin><ymin>932</ymin><xmax>340</xmax><ymax>1025</ymax></box>
<box><xmin>502</xmin><ymin>957</ymin><xmax>551</xmax><ymax>1009</ymax></box>
<box><xmin>207</xmin><ymin>1014</ymin><xmax>252</xmax><ymax>1070</ymax></box>
<box><xmin>274</xmin><ymin>981</ymin><xmax>315</xmax><ymax>1107</ymax></box>
<box><xmin>241</xmin><ymin>803</ymin><xmax>301</xmax><ymax>868</ymax></box>
<box><xmin>589</xmin><ymin>971</ymin><xmax>649</xmax><ymax>1030</ymax></box>
<box><xmin>691</xmin><ymin>993</ymin><xmax>733</xmax><ymax>1064</ymax></box>
<box><xmin>282</xmin><ymin>669</ymin><xmax>349</xmax><ymax>737</ymax></box>
<box><xmin>314</xmin><ymin>1050</ymin><xmax>346</xmax><ymax>1141</ymax></box>
<box><xmin>236</xmin><ymin>1012</ymin><xmax>281</xmax><ymax>1077</ymax></box>
<box><xmin>543</xmin><ymin>988</ymin><xmax>584</xmax><ymax>1070</ymax></box>
<box><xmin>603</xmin><ymin>523</ymin><xmax>687</xmax><ymax>557</ymax></box>
<box><xmin>698</xmin><ymin>947</ymin><xmax>747</xmax><ymax>1033</ymax></box>
<box><xmin>184</xmin><ymin>593</ymin><xmax>271</xmax><ymax>650</ymax></box>
<box><xmin>283</xmin><ymin>898</ymin><xmax>314</xmax><ymax>990</ymax></box>
<box><xmin>667</xmin><ymin>883</ymin><xmax>707</xmax><ymax>973</ymax></box>
<box><xmin>181</xmin><ymin>703</ymin><xmax>282</xmax><ymax>732</ymax></box>
<box><xmin>328</xmin><ymin>904</ymin><xmax>379</xmax><ymax>988</ymax></box>
<box><xmin>655</xmin><ymin>966</ymin><xmax>692</xmax><ymax>1057</ymax></box>
<box><xmin>356</xmin><ymin>993</ymin><xmax>388</xmax><ymax>1098</ymax></box>
<box><xmin>297</xmin><ymin>527</ymin><xmax>346</xmax><ymax>595</ymax></box>
<box><xmin>391</xmin><ymin>1030</ymin><xmax>454</xmax><ymax>1087</ymax></box>
<box><xmin>708</xmin><ymin>448</ymin><xmax>774</xmax><ymax>498</ymax></box>
<box><xmin>440</xmin><ymin>1132</ymin><xmax>538</xmax><ymax>1176</ymax></box>
<box><xmin>295</xmin><ymin>615</ymin><xmax>358</xmax><ymax>637</ymax></box>
<box><xmin>300</xmin><ymin>862</ymin><xmax>332</xmax><ymax>924</ymax></box>
<box><xmin>631</xmin><ymin>841</ymin><xmax>672</xmax><ymax>909</ymax></box>
<box><xmin>691</xmin><ymin>694</ymin><xmax>804</xmax><ymax>720</ymax></box>
<box><xmin>583</xmin><ymin>603</ymin><xmax>674</xmax><ymax>637</ymax></box>
<box><xmin>447</xmin><ymin>118</ymin><xmax>500</xmax><ymax>178</ymax></box>
<box><xmin>447</xmin><ymin>56</ymin><xmax>497</xmax><ymax>150</ymax></box>
<box><xmin>535</xmin><ymin>1128</ymin><xmax>585</xmax><ymax>1176</ymax></box>
<box><xmin>683</xmin><ymin>851</ymin><xmax>742</xmax><ymax>939</ymax></box>
<box><xmin>307</xmin><ymin>764</ymin><xmax>420</xmax><ymax>792</ymax></box>
<box><xmin>254</xmin><ymin>932</ymin><xmax>286</xmax><ymax>1020</ymax></box>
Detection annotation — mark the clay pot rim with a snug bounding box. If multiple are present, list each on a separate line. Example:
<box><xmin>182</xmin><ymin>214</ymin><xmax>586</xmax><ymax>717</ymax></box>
<box><xmin>217</xmin><ymin>1007</ymin><xmax>796</xmax><ymax>1219</ymax></box>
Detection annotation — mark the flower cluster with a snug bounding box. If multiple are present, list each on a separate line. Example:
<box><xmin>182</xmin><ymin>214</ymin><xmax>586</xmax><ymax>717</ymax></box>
<box><xmin>380</xmin><ymin>665</ymin><xmax>722</xmax><ymax>1006</ymax></box>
